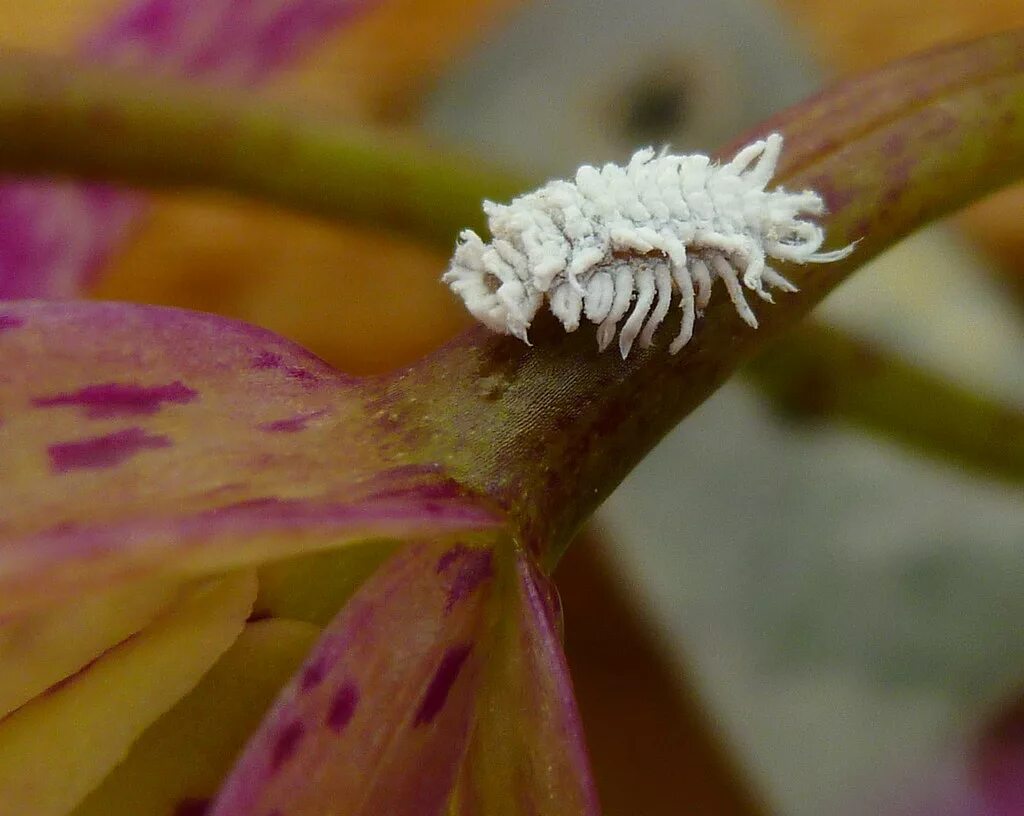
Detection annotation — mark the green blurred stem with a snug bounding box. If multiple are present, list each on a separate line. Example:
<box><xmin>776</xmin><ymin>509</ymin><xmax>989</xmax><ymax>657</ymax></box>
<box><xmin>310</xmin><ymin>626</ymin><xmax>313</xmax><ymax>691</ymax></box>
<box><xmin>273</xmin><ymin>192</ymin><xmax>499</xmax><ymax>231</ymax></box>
<box><xmin>0</xmin><ymin>54</ymin><xmax>522</xmax><ymax>246</ymax></box>
<box><xmin>747</xmin><ymin>323</ymin><xmax>1024</xmax><ymax>485</ymax></box>
<box><xmin>0</xmin><ymin>36</ymin><xmax>1022</xmax><ymax>563</ymax></box>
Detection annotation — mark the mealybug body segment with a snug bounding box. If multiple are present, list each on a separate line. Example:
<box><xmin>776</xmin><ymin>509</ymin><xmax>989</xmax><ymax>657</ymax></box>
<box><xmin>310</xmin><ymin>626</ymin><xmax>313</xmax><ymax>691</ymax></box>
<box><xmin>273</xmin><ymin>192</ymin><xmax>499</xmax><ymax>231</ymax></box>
<box><xmin>443</xmin><ymin>133</ymin><xmax>855</xmax><ymax>357</ymax></box>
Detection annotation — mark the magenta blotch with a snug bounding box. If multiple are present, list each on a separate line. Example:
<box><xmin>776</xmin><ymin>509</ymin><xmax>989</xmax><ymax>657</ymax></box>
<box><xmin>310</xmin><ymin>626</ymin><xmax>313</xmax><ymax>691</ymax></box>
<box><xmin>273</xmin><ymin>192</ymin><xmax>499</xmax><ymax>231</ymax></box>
<box><xmin>250</xmin><ymin>351</ymin><xmax>320</xmax><ymax>385</ymax></box>
<box><xmin>0</xmin><ymin>183</ymin><xmax>139</xmax><ymax>299</ymax></box>
<box><xmin>285</xmin><ymin>367</ymin><xmax>318</xmax><ymax>383</ymax></box>
<box><xmin>368</xmin><ymin>479</ymin><xmax>470</xmax><ymax>503</ymax></box>
<box><xmin>437</xmin><ymin>545</ymin><xmax>493</xmax><ymax>613</ymax></box>
<box><xmin>270</xmin><ymin>720</ymin><xmax>305</xmax><ymax>772</ymax></box>
<box><xmin>0</xmin><ymin>314</ymin><xmax>24</xmax><ymax>332</ymax></box>
<box><xmin>87</xmin><ymin>0</ymin><xmax>180</xmax><ymax>58</ymax></box>
<box><xmin>326</xmin><ymin>682</ymin><xmax>359</xmax><ymax>733</ymax></box>
<box><xmin>90</xmin><ymin>0</ymin><xmax>374</xmax><ymax>81</ymax></box>
<box><xmin>33</xmin><ymin>380</ymin><xmax>198</xmax><ymax>418</ymax></box>
<box><xmin>359</xmin><ymin>463</ymin><xmax>480</xmax><ymax>505</ymax></box>
<box><xmin>435</xmin><ymin>544</ymin><xmax>468</xmax><ymax>574</ymax></box>
<box><xmin>258</xmin><ymin>409</ymin><xmax>327</xmax><ymax>433</ymax></box>
<box><xmin>251</xmin><ymin>351</ymin><xmax>285</xmax><ymax>369</ymax></box>
<box><xmin>48</xmin><ymin>427</ymin><xmax>171</xmax><ymax>472</ymax></box>
<box><xmin>300</xmin><ymin>658</ymin><xmax>327</xmax><ymax>692</ymax></box>
<box><xmin>413</xmin><ymin>644</ymin><xmax>473</xmax><ymax>727</ymax></box>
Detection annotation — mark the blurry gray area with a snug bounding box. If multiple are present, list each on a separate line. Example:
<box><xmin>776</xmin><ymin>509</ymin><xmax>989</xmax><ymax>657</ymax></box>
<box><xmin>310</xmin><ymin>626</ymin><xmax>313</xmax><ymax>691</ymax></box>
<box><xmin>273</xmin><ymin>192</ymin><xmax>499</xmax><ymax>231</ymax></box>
<box><xmin>420</xmin><ymin>3</ymin><xmax>1024</xmax><ymax>815</ymax></box>
<box><xmin>422</xmin><ymin>0</ymin><xmax>819</xmax><ymax>175</ymax></box>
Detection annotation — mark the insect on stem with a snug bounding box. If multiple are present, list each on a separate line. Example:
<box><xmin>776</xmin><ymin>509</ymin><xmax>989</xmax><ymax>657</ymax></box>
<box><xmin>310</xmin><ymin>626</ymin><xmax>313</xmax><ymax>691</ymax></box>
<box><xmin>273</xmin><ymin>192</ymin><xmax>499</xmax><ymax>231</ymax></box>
<box><xmin>443</xmin><ymin>134</ymin><xmax>855</xmax><ymax>357</ymax></box>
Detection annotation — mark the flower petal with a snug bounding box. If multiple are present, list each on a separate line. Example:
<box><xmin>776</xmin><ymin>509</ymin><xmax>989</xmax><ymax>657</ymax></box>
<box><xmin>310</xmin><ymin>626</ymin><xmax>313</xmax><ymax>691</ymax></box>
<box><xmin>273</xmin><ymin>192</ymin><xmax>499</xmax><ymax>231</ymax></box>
<box><xmin>255</xmin><ymin>539</ymin><xmax>402</xmax><ymax>625</ymax></box>
<box><xmin>85</xmin><ymin>0</ymin><xmax>374</xmax><ymax>81</ymax></box>
<box><xmin>73</xmin><ymin>618</ymin><xmax>321</xmax><ymax>816</ymax></box>
<box><xmin>0</xmin><ymin>0</ymin><xmax>378</xmax><ymax>299</ymax></box>
<box><xmin>0</xmin><ymin>302</ymin><xmax>500</xmax><ymax>615</ymax></box>
<box><xmin>211</xmin><ymin>537</ymin><xmax>497</xmax><ymax>816</ymax></box>
<box><xmin>454</xmin><ymin>551</ymin><xmax>601</xmax><ymax>816</ymax></box>
<box><xmin>0</xmin><ymin>183</ymin><xmax>138</xmax><ymax>299</ymax></box>
<box><xmin>0</xmin><ymin>571</ymin><xmax>256</xmax><ymax>816</ymax></box>
<box><xmin>0</xmin><ymin>578</ymin><xmax>179</xmax><ymax>719</ymax></box>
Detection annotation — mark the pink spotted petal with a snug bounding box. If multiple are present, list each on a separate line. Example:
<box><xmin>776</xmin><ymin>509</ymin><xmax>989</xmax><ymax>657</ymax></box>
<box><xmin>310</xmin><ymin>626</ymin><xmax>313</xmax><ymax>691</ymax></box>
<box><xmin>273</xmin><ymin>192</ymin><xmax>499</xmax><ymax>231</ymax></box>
<box><xmin>0</xmin><ymin>302</ymin><xmax>499</xmax><ymax>614</ymax></box>
<box><xmin>454</xmin><ymin>550</ymin><xmax>601</xmax><ymax>816</ymax></box>
<box><xmin>85</xmin><ymin>0</ymin><xmax>376</xmax><ymax>81</ymax></box>
<box><xmin>0</xmin><ymin>0</ymin><xmax>377</xmax><ymax>298</ymax></box>
<box><xmin>0</xmin><ymin>184</ymin><xmax>139</xmax><ymax>298</ymax></box>
<box><xmin>210</xmin><ymin>538</ymin><xmax>497</xmax><ymax>816</ymax></box>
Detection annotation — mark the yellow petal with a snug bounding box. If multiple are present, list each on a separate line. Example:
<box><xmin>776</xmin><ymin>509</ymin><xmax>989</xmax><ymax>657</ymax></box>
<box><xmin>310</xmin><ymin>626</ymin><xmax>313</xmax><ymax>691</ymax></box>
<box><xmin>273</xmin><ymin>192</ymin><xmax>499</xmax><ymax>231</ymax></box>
<box><xmin>74</xmin><ymin>618</ymin><xmax>320</xmax><ymax>816</ymax></box>
<box><xmin>255</xmin><ymin>538</ymin><xmax>399</xmax><ymax>625</ymax></box>
<box><xmin>453</xmin><ymin>551</ymin><xmax>599</xmax><ymax>815</ymax></box>
<box><xmin>0</xmin><ymin>579</ymin><xmax>179</xmax><ymax>719</ymax></box>
<box><xmin>0</xmin><ymin>571</ymin><xmax>256</xmax><ymax>816</ymax></box>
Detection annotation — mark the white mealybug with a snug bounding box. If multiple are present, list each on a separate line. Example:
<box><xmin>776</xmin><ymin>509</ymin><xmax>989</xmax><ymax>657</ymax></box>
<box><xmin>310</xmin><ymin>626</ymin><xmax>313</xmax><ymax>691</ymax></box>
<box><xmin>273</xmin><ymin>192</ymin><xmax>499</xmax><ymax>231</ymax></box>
<box><xmin>443</xmin><ymin>133</ymin><xmax>855</xmax><ymax>357</ymax></box>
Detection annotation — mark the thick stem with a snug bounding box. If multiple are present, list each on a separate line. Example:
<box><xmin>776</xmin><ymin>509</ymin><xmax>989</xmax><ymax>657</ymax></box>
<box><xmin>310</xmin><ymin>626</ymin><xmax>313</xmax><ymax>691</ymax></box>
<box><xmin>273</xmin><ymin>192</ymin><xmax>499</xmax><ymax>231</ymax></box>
<box><xmin>379</xmin><ymin>31</ymin><xmax>1024</xmax><ymax>566</ymax></box>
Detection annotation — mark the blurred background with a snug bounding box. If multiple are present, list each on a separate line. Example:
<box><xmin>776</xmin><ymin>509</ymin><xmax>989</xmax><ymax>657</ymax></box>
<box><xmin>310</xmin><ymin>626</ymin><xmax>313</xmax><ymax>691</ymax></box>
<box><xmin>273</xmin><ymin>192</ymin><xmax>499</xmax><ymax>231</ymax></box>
<box><xmin>1</xmin><ymin>2</ymin><xmax>1022</xmax><ymax>814</ymax></box>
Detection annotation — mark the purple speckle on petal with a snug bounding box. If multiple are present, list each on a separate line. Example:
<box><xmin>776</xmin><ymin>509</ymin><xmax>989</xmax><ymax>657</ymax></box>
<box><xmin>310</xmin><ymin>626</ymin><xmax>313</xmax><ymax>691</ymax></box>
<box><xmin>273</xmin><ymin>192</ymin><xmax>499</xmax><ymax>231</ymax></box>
<box><xmin>300</xmin><ymin>658</ymin><xmax>327</xmax><ymax>692</ymax></box>
<box><xmin>0</xmin><ymin>183</ymin><xmax>141</xmax><ymax>299</ymax></box>
<box><xmin>48</xmin><ymin>427</ymin><xmax>171</xmax><ymax>472</ymax></box>
<box><xmin>260</xmin><ymin>418</ymin><xmax>303</xmax><ymax>433</ymax></box>
<box><xmin>173</xmin><ymin>797</ymin><xmax>211</xmax><ymax>816</ymax></box>
<box><xmin>366</xmin><ymin>480</ymin><xmax>469</xmax><ymax>504</ymax></box>
<box><xmin>0</xmin><ymin>314</ymin><xmax>24</xmax><ymax>332</ymax></box>
<box><xmin>326</xmin><ymin>681</ymin><xmax>359</xmax><ymax>733</ymax></box>
<box><xmin>33</xmin><ymin>380</ymin><xmax>198</xmax><ymax>418</ymax></box>
<box><xmin>86</xmin><ymin>0</ymin><xmax>180</xmax><ymax>58</ymax></box>
<box><xmin>436</xmin><ymin>545</ymin><xmax>468</xmax><ymax>575</ymax></box>
<box><xmin>413</xmin><ymin>644</ymin><xmax>473</xmax><ymax>727</ymax></box>
<box><xmin>250</xmin><ymin>351</ymin><xmax>319</xmax><ymax>385</ymax></box>
<box><xmin>270</xmin><ymin>720</ymin><xmax>305</xmax><ymax>772</ymax></box>
<box><xmin>251</xmin><ymin>351</ymin><xmax>284</xmax><ymax>370</ymax></box>
<box><xmin>437</xmin><ymin>546</ymin><xmax>494</xmax><ymax>613</ymax></box>
<box><xmin>249</xmin><ymin>2</ymin><xmax>368</xmax><ymax>74</ymax></box>
<box><xmin>258</xmin><ymin>409</ymin><xmax>326</xmax><ymax>433</ymax></box>
<box><xmin>285</xmin><ymin>366</ymin><xmax>318</xmax><ymax>383</ymax></box>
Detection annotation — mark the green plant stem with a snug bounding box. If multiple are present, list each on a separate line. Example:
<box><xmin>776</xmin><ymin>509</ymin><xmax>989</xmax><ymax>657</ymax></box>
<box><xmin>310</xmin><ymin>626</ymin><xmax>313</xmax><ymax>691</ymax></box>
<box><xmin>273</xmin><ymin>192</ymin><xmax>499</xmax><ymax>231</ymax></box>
<box><xmin>747</xmin><ymin>322</ymin><xmax>1024</xmax><ymax>485</ymax></box>
<box><xmin>0</xmin><ymin>53</ymin><xmax>522</xmax><ymax>246</ymax></box>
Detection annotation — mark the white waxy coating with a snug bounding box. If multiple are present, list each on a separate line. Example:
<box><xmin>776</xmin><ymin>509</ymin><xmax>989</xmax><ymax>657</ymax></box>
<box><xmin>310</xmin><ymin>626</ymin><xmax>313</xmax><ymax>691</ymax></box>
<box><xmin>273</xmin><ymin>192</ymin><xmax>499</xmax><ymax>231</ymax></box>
<box><xmin>442</xmin><ymin>133</ymin><xmax>855</xmax><ymax>357</ymax></box>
